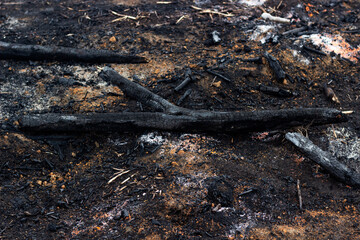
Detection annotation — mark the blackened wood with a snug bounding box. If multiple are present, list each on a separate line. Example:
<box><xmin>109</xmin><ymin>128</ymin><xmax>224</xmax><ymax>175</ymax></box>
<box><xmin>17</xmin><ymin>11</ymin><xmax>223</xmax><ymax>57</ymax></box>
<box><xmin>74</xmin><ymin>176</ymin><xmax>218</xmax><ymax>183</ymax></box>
<box><xmin>285</xmin><ymin>132</ymin><xmax>360</xmax><ymax>187</ymax></box>
<box><xmin>0</xmin><ymin>41</ymin><xmax>147</xmax><ymax>63</ymax></box>
<box><xmin>175</xmin><ymin>68</ymin><xmax>193</xmax><ymax>92</ymax></box>
<box><xmin>99</xmin><ymin>67</ymin><xmax>186</xmax><ymax>114</ymax></box>
<box><xmin>177</xmin><ymin>89</ymin><xmax>192</xmax><ymax>105</ymax></box>
<box><xmin>282</xmin><ymin>26</ymin><xmax>308</xmax><ymax>36</ymax></box>
<box><xmin>20</xmin><ymin>108</ymin><xmax>347</xmax><ymax>133</ymax></box>
<box><xmin>302</xmin><ymin>45</ymin><xmax>327</xmax><ymax>56</ymax></box>
<box><xmin>258</xmin><ymin>85</ymin><xmax>294</xmax><ymax>97</ymax></box>
<box><xmin>263</xmin><ymin>52</ymin><xmax>285</xmax><ymax>82</ymax></box>
<box><xmin>206</xmin><ymin>69</ymin><xmax>232</xmax><ymax>82</ymax></box>
<box><xmin>239</xmin><ymin>57</ymin><xmax>262</xmax><ymax>63</ymax></box>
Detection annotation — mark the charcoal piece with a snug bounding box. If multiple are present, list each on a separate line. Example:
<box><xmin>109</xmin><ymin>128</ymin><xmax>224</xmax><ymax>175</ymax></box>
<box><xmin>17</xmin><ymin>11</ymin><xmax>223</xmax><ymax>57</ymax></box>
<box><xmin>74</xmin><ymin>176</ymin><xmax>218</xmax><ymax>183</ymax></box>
<box><xmin>177</xmin><ymin>89</ymin><xmax>192</xmax><ymax>105</ymax></box>
<box><xmin>258</xmin><ymin>85</ymin><xmax>294</xmax><ymax>97</ymax></box>
<box><xmin>175</xmin><ymin>68</ymin><xmax>193</xmax><ymax>92</ymax></box>
<box><xmin>205</xmin><ymin>177</ymin><xmax>233</xmax><ymax>207</ymax></box>
<box><xmin>282</xmin><ymin>26</ymin><xmax>308</xmax><ymax>36</ymax></box>
<box><xmin>302</xmin><ymin>45</ymin><xmax>327</xmax><ymax>56</ymax></box>
<box><xmin>206</xmin><ymin>69</ymin><xmax>232</xmax><ymax>82</ymax></box>
<box><xmin>264</xmin><ymin>51</ymin><xmax>285</xmax><ymax>82</ymax></box>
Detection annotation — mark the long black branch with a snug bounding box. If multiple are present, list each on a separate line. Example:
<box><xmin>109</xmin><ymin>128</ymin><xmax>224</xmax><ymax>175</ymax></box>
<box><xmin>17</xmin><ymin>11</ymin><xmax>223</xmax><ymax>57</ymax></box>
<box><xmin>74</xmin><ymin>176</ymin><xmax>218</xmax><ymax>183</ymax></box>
<box><xmin>20</xmin><ymin>108</ymin><xmax>346</xmax><ymax>133</ymax></box>
<box><xmin>0</xmin><ymin>41</ymin><xmax>147</xmax><ymax>64</ymax></box>
<box><xmin>18</xmin><ymin>68</ymin><xmax>348</xmax><ymax>133</ymax></box>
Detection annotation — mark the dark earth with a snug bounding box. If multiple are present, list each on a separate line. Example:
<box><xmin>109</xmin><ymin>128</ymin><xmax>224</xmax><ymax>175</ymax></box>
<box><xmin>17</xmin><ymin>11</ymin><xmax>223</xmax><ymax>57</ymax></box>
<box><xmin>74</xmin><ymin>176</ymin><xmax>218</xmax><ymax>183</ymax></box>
<box><xmin>0</xmin><ymin>0</ymin><xmax>360</xmax><ymax>239</ymax></box>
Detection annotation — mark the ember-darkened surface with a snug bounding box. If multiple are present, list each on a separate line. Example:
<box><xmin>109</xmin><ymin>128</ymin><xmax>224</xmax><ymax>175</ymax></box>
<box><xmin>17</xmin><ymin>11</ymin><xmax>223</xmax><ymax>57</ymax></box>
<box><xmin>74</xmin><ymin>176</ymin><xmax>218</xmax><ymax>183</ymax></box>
<box><xmin>0</xmin><ymin>0</ymin><xmax>360</xmax><ymax>239</ymax></box>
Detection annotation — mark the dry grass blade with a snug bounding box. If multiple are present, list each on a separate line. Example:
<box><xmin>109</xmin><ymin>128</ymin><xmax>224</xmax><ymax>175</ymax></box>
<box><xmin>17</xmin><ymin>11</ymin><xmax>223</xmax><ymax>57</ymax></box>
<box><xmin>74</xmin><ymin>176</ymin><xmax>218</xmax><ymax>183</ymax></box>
<box><xmin>110</xmin><ymin>10</ymin><xmax>138</xmax><ymax>22</ymax></box>
<box><xmin>108</xmin><ymin>169</ymin><xmax>131</xmax><ymax>184</ymax></box>
<box><xmin>191</xmin><ymin>5</ymin><xmax>234</xmax><ymax>17</ymax></box>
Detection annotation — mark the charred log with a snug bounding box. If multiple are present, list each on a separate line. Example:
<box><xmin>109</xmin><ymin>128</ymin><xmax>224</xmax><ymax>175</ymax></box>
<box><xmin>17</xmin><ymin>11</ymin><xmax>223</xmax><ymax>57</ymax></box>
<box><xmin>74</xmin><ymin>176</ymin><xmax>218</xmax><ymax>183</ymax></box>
<box><xmin>19</xmin><ymin>108</ymin><xmax>347</xmax><ymax>134</ymax></box>
<box><xmin>0</xmin><ymin>41</ymin><xmax>147</xmax><ymax>64</ymax></box>
<box><xmin>19</xmin><ymin>68</ymin><xmax>348</xmax><ymax>134</ymax></box>
<box><xmin>285</xmin><ymin>132</ymin><xmax>360</xmax><ymax>187</ymax></box>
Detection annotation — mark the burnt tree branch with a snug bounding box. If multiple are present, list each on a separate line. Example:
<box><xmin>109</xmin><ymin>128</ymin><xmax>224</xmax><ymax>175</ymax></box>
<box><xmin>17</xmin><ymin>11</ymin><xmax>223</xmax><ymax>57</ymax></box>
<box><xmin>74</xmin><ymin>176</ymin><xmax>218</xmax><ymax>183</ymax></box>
<box><xmin>285</xmin><ymin>132</ymin><xmax>360</xmax><ymax>187</ymax></box>
<box><xmin>18</xmin><ymin>68</ymin><xmax>347</xmax><ymax>133</ymax></box>
<box><xmin>99</xmin><ymin>67</ymin><xmax>187</xmax><ymax>114</ymax></box>
<box><xmin>20</xmin><ymin>108</ymin><xmax>346</xmax><ymax>133</ymax></box>
<box><xmin>0</xmin><ymin>41</ymin><xmax>147</xmax><ymax>64</ymax></box>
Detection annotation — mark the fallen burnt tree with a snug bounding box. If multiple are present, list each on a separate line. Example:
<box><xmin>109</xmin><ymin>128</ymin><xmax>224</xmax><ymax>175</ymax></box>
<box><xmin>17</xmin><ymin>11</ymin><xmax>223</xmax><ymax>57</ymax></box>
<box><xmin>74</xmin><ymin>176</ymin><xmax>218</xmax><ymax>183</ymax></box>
<box><xmin>0</xmin><ymin>41</ymin><xmax>147</xmax><ymax>63</ymax></box>
<box><xmin>19</xmin><ymin>108</ymin><xmax>347</xmax><ymax>133</ymax></box>
<box><xmin>19</xmin><ymin>68</ymin><xmax>347</xmax><ymax>133</ymax></box>
<box><xmin>286</xmin><ymin>132</ymin><xmax>360</xmax><ymax>187</ymax></box>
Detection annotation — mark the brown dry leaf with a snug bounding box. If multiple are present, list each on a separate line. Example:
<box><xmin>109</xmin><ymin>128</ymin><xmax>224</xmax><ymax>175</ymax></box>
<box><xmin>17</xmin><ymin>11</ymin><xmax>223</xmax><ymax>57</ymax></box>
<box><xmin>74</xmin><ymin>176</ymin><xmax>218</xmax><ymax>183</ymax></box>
<box><xmin>212</xmin><ymin>81</ymin><xmax>221</xmax><ymax>88</ymax></box>
<box><xmin>109</xmin><ymin>36</ymin><xmax>116</xmax><ymax>43</ymax></box>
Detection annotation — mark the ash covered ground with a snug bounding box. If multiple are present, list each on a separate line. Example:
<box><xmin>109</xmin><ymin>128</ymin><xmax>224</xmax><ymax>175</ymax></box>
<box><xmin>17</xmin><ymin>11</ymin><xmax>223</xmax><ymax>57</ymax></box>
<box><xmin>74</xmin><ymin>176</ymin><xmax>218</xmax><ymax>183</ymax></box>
<box><xmin>0</xmin><ymin>0</ymin><xmax>360</xmax><ymax>239</ymax></box>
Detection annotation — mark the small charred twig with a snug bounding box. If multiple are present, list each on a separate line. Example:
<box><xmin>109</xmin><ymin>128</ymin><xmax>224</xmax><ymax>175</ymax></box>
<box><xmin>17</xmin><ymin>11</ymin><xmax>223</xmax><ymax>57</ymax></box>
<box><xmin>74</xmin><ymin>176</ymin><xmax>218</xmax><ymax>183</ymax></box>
<box><xmin>297</xmin><ymin>179</ymin><xmax>303</xmax><ymax>210</ymax></box>
<box><xmin>239</xmin><ymin>188</ymin><xmax>256</xmax><ymax>196</ymax></box>
<box><xmin>302</xmin><ymin>45</ymin><xmax>327</xmax><ymax>56</ymax></box>
<box><xmin>239</xmin><ymin>57</ymin><xmax>262</xmax><ymax>63</ymax></box>
<box><xmin>285</xmin><ymin>132</ymin><xmax>360</xmax><ymax>187</ymax></box>
<box><xmin>282</xmin><ymin>26</ymin><xmax>308</xmax><ymax>36</ymax></box>
<box><xmin>258</xmin><ymin>85</ymin><xmax>294</xmax><ymax>97</ymax></box>
<box><xmin>263</xmin><ymin>52</ymin><xmax>285</xmax><ymax>82</ymax></box>
<box><xmin>297</xmin><ymin>31</ymin><xmax>318</xmax><ymax>36</ymax></box>
<box><xmin>0</xmin><ymin>41</ymin><xmax>147</xmax><ymax>64</ymax></box>
<box><xmin>285</xmin><ymin>73</ymin><xmax>295</xmax><ymax>84</ymax></box>
<box><xmin>177</xmin><ymin>89</ymin><xmax>192</xmax><ymax>105</ymax></box>
<box><xmin>175</xmin><ymin>68</ymin><xmax>193</xmax><ymax>92</ymax></box>
<box><xmin>206</xmin><ymin>69</ymin><xmax>232</xmax><ymax>82</ymax></box>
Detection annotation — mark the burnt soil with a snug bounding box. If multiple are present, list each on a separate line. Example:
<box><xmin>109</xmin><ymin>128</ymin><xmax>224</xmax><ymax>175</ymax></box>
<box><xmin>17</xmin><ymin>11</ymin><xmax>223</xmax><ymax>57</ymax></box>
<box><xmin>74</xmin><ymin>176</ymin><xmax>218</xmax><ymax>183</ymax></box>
<box><xmin>0</xmin><ymin>0</ymin><xmax>360</xmax><ymax>239</ymax></box>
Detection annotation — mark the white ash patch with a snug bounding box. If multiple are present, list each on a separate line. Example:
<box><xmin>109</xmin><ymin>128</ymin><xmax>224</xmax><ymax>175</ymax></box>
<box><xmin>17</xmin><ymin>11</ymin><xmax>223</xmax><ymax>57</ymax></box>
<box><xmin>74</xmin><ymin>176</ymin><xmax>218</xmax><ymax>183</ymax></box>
<box><xmin>1</xmin><ymin>17</ymin><xmax>27</xmax><ymax>30</ymax></box>
<box><xmin>325</xmin><ymin>127</ymin><xmax>360</xmax><ymax>172</ymax></box>
<box><xmin>292</xmin><ymin>49</ymin><xmax>310</xmax><ymax>65</ymax></box>
<box><xmin>249</xmin><ymin>25</ymin><xmax>275</xmax><ymax>44</ymax></box>
<box><xmin>139</xmin><ymin>132</ymin><xmax>166</xmax><ymax>145</ymax></box>
<box><xmin>238</xmin><ymin>0</ymin><xmax>267</xmax><ymax>6</ymax></box>
<box><xmin>228</xmin><ymin>201</ymin><xmax>272</xmax><ymax>238</ymax></box>
<box><xmin>302</xmin><ymin>33</ymin><xmax>360</xmax><ymax>63</ymax></box>
<box><xmin>0</xmin><ymin>81</ymin><xmax>50</xmax><ymax>119</ymax></box>
<box><xmin>72</xmin><ymin>66</ymin><xmax>105</xmax><ymax>85</ymax></box>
